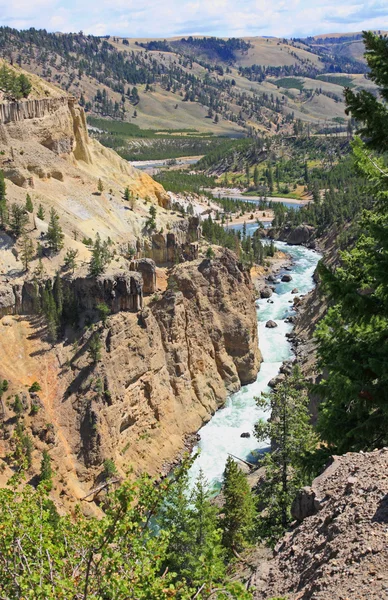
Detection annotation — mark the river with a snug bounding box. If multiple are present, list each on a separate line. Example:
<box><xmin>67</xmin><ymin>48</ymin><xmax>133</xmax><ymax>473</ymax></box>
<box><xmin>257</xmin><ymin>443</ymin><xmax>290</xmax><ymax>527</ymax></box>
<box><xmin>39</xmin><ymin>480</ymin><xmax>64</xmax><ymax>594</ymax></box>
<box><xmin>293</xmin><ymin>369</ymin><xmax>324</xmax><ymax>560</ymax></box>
<box><xmin>188</xmin><ymin>239</ymin><xmax>321</xmax><ymax>491</ymax></box>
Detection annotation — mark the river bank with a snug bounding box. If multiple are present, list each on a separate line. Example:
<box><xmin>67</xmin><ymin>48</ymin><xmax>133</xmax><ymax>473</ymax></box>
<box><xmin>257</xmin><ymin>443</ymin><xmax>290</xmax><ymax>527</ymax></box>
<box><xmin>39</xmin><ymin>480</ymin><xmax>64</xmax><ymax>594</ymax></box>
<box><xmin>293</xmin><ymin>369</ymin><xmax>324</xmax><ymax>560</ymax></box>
<box><xmin>188</xmin><ymin>241</ymin><xmax>321</xmax><ymax>490</ymax></box>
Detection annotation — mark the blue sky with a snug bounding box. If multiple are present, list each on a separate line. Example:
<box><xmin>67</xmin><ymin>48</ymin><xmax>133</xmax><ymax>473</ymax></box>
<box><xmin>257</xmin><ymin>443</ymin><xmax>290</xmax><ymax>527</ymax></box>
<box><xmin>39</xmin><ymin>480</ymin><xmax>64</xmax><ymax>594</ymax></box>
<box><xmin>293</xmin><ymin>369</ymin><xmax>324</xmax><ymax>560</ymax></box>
<box><xmin>1</xmin><ymin>0</ymin><xmax>387</xmax><ymax>38</ymax></box>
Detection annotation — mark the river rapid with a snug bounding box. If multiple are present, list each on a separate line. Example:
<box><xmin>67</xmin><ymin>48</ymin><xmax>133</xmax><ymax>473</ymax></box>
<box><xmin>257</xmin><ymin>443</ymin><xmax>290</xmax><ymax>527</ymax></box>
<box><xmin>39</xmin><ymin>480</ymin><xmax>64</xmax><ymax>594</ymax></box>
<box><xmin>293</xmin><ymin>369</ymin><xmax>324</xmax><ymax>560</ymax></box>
<box><xmin>188</xmin><ymin>241</ymin><xmax>321</xmax><ymax>491</ymax></box>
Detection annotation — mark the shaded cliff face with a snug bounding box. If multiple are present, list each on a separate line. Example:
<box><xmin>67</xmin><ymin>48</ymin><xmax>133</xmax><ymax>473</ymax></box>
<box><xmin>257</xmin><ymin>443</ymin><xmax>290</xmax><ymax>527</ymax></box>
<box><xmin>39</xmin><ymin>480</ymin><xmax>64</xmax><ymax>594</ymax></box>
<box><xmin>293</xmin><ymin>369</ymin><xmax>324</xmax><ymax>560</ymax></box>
<box><xmin>0</xmin><ymin>250</ymin><xmax>261</xmax><ymax>508</ymax></box>
<box><xmin>0</xmin><ymin>269</ymin><xmax>143</xmax><ymax>318</ymax></box>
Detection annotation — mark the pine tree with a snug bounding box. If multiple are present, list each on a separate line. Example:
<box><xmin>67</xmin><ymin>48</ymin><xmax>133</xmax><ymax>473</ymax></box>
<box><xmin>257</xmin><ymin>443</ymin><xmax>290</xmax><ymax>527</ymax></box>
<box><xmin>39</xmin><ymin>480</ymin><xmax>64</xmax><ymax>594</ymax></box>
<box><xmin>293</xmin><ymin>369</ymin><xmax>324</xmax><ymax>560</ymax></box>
<box><xmin>39</xmin><ymin>450</ymin><xmax>53</xmax><ymax>491</ymax></box>
<box><xmin>20</xmin><ymin>235</ymin><xmax>34</xmax><ymax>271</ymax></box>
<box><xmin>63</xmin><ymin>248</ymin><xmax>78</xmax><ymax>273</ymax></box>
<box><xmin>124</xmin><ymin>186</ymin><xmax>131</xmax><ymax>201</ymax></box>
<box><xmin>255</xmin><ymin>367</ymin><xmax>318</xmax><ymax>544</ymax></box>
<box><xmin>97</xmin><ymin>302</ymin><xmax>110</xmax><ymax>326</ymax></box>
<box><xmin>13</xmin><ymin>394</ymin><xmax>23</xmax><ymax>416</ymax></box>
<box><xmin>17</xmin><ymin>74</ymin><xmax>31</xmax><ymax>98</ymax></box>
<box><xmin>0</xmin><ymin>170</ymin><xmax>6</xmax><ymax>228</ymax></box>
<box><xmin>314</xmin><ymin>32</ymin><xmax>388</xmax><ymax>452</ymax></box>
<box><xmin>158</xmin><ymin>468</ymin><xmax>225</xmax><ymax>588</ymax></box>
<box><xmin>47</xmin><ymin>208</ymin><xmax>64</xmax><ymax>252</ymax></box>
<box><xmin>89</xmin><ymin>234</ymin><xmax>112</xmax><ymax>277</ymax></box>
<box><xmin>53</xmin><ymin>272</ymin><xmax>63</xmax><ymax>321</ymax></box>
<box><xmin>42</xmin><ymin>280</ymin><xmax>58</xmax><ymax>342</ymax></box>
<box><xmin>245</xmin><ymin>163</ymin><xmax>250</xmax><ymax>186</ymax></box>
<box><xmin>88</xmin><ymin>333</ymin><xmax>102</xmax><ymax>363</ymax></box>
<box><xmin>37</xmin><ymin>204</ymin><xmax>45</xmax><ymax>220</ymax></box>
<box><xmin>25</xmin><ymin>193</ymin><xmax>33</xmax><ymax>213</ymax></box>
<box><xmin>221</xmin><ymin>457</ymin><xmax>256</xmax><ymax>553</ymax></box>
<box><xmin>253</xmin><ymin>165</ymin><xmax>259</xmax><ymax>189</ymax></box>
<box><xmin>9</xmin><ymin>204</ymin><xmax>28</xmax><ymax>237</ymax></box>
<box><xmin>267</xmin><ymin>165</ymin><xmax>274</xmax><ymax>193</ymax></box>
<box><xmin>97</xmin><ymin>178</ymin><xmax>104</xmax><ymax>194</ymax></box>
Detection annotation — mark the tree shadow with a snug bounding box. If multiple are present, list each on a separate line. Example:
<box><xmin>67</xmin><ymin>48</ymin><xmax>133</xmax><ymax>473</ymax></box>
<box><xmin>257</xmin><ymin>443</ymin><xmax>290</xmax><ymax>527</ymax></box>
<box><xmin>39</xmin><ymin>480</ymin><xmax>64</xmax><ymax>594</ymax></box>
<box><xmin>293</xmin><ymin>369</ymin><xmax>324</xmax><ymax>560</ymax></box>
<box><xmin>372</xmin><ymin>493</ymin><xmax>388</xmax><ymax>523</ymax></box>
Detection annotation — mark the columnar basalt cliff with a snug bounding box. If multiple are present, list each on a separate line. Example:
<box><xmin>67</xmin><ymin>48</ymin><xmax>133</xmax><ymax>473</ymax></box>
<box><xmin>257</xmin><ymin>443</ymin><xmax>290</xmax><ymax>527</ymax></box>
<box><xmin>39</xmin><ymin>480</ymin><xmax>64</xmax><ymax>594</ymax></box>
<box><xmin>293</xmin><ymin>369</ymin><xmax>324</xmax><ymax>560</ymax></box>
<box><xmin>0</xmin><ymin>270</ymin><xmax>143</xmax><ymax>318</ymax></box>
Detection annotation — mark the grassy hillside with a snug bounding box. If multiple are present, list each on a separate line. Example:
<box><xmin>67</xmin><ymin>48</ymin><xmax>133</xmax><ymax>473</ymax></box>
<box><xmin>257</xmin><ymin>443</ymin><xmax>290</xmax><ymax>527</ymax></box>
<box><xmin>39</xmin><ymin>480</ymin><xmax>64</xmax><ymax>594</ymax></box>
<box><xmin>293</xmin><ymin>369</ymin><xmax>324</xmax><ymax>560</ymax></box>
<box><xmin>0</xmin><ymin>29</ymin><xmax>378</xmax><ymax>140</ymax></box>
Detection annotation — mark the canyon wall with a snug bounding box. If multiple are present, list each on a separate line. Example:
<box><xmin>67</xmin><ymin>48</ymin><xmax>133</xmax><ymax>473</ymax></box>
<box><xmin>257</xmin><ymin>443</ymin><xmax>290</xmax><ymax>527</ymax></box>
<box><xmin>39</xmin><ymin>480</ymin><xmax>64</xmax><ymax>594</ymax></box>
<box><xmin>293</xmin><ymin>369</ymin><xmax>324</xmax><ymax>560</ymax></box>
<box><xmin>0</xmin><ymin>250</ymin><xmax>262</xmax><ymax>507</ymax></box>
<box><xmin>63</xmin><ymin>249</ymin><xmax>261</xmax><ymax>478</ymax></box>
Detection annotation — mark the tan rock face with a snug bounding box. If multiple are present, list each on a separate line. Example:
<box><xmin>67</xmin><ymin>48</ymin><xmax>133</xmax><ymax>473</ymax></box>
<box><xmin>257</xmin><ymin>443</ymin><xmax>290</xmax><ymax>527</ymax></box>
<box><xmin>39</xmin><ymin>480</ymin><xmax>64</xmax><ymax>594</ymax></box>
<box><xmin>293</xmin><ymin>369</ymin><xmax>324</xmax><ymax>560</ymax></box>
<box><xmin>14</xmin><ymin>250</ymin><xmax>260</xmax><ymax>503</ymax></box>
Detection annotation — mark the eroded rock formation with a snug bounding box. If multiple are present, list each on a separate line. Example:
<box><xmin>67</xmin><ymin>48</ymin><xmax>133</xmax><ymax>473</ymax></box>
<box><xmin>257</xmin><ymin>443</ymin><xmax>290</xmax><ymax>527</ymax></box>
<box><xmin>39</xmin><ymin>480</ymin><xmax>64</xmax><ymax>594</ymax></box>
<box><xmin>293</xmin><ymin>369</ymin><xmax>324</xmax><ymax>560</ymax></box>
<box><xmin>44</xmin><ymin>251</ymin><xmax>260</xmax><ymax>485</ymax></box>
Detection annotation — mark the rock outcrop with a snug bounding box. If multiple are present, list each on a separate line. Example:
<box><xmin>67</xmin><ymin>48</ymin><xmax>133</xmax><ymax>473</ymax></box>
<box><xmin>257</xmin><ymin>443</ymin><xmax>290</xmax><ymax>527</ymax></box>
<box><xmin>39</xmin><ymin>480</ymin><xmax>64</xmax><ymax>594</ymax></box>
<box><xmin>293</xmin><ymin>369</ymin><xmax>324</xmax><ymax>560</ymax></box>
<box><xmin>268</xmin><ymin>224</ymin><xmax>316</xmax><ymax>246</ymax></box>
<box><xmin>0</xmin><ymin>269</ymin><xmax>143</xmax><ymax>318</ymax></box>
<box><xmin>0</xmin><ymin>250</ymin><xmax>262</xmax><ymax>504</ymax></box>
<box><xmin>130</xmin><ymin>258</ymin><xmax>156</xmax><ymax>294</ymax></box>
<box><xmin>254</xmin><ymin>448</ymin><xmax>388</xmax><ymax>600</ymax></box>
<box><xmin>61</xmin><ymin>250</ymin><xmax>261</xmax><ymax>478</ymax></box>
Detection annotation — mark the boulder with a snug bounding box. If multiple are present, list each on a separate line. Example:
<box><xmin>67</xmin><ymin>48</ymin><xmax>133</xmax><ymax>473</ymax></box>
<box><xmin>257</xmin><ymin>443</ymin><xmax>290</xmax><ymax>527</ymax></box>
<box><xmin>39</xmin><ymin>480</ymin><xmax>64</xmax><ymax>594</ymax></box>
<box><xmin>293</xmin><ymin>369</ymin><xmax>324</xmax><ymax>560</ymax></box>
<box><xmin>266</xmin><ymin>320</ymin><xmax>278</xmax><ymax>328</ymax></box>
<box><xmin>281</xmin><ymin>274</ymin><xmax>292</xmax><ymax>282</ymax></box>
<box><xmin>240</xmin><ymin>432</ymin><xmax>251</xmax><ymax>438</ymax></box>
<box><xmin>291</xmin><ymin>288</ymin><xmax>299</xmax><ymax>294</ymax></box>
<box><xmin>260</xmin><ymin>286</ymin><xmax>273</xmax><ymax>299</ymax></box>
<box><xmin>291</xmin><ymin>486</ymin><xmax>319</xmax><ymax>521</ymax></box>
<box><xmin>268</xmin><ymin>373</ymin><xmax>286</xmax><ymax>388</ymax></box>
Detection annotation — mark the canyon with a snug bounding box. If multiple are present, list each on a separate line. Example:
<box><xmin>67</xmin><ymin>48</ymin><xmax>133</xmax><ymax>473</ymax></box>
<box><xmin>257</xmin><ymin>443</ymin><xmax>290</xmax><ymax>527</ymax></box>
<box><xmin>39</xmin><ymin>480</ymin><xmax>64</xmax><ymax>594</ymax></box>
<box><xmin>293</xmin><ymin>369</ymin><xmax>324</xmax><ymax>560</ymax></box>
<box><xmin>0</xmin><ymin>65</ymin><xmax>262</xmax><ymax>510</ymax></box>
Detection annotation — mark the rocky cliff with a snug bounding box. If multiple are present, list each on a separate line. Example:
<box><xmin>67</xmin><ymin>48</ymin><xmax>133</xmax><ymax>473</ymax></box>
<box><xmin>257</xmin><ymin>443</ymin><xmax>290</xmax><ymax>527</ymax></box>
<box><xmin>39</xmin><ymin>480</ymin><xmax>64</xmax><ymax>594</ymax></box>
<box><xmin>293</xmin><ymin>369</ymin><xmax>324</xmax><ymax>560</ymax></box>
<box><xmin>0</xmin><ymin>249</ymin><xmax>261</xmax><ymax>508</ymax></box>
<box><xmin>253</xmin><ymin>448</ymin><xmax>388</xmax><ymax>600</ymax></box>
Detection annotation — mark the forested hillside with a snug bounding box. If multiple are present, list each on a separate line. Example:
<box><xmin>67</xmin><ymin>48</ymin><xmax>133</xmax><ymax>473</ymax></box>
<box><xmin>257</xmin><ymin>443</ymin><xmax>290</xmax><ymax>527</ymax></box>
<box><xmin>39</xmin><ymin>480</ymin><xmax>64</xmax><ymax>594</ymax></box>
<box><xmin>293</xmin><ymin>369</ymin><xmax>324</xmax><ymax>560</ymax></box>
<box><xmin>0</xmin><ymin>28</ymin><xmax>378</xmax><ymax>136</ymax></box>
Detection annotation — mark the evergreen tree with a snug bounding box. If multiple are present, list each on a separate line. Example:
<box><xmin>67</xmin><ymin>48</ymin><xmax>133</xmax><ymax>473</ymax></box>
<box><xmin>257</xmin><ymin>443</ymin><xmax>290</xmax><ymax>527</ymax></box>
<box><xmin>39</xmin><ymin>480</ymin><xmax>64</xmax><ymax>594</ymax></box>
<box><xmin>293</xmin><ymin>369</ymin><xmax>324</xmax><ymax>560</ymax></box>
<box><xmin>314</xmin><ymin>32</ymin><xmax>388</xmax><ymax>452</ymax></box>
<box><xmin>25</xmin><ymin>193</ymin><xmax>33</xmax><ymax>213</ymax></box>
<box><xmin>9</xmin><ymin>204</ymin><xmax>28</xmax><ymax>237</ymax></box>
<box><xmin>158</xmin><ymin>468</ymin><xmax>225</xmax><ymax>589</ymax></box>
<box><xmin>0</xmin><ymin>170</ymin><xmax>6</xmax><ymax>228</ymax></box>
<box><xmin>88</xmin><ymin>333</ymin><xmax>102</xmax><ymax>363</ymax></box>
<box><xmin>39</xmin><ymin>450</ymin><xmax>53</xmax><ymax>491</ymax></box>
<box><xmin>245</xmin><ymin>163</ymin><xmax>250</xmax><ymax>186</ymax></box>
<box><xmin>253</xmin><ymin>165</ymin><xmax>259</xmax><ymax>189</ymax></box>
<box><xmin>97</xmin><ymin>302</ymin><xmax>110</xmax><ymax>326</ymax></box>
<box><xmin>17</xmin><ymin>73</ymin><xmax>31</xmax><ymax>98</ymax></box>
<box><xmin>53</xmin><ymin>272</ymin><xmax>63</xmax><ymax>321</ymax></box>
<box><xmin>42</xmin><ymin>280</ymin><xmax>58</xmax><ymax>342</ymax></box>
<box><xmin>89</xmin><ymin>234</ymin><xmax>112</xmax><ymax>276</ymax></box>
<box><xmin>255</xmin><ymin>368</ymin><xmax>318</xmax><ymax>545</ymax></box>
<box><xmin>47</xmin><ymin>208</ymin><xmax>64</xmax><ymax>252</ymax></box>
<box><xmin>13</xmin><ymin>394</ymin><xmax>23</xmax><ymax>416</ymax></box>
<box><xmin>37</xmin><ymin>204</ymin><xmax>45</xmax><ymax>220</ymax></box>
<box><xmin>221</xmin><ymin>457</ymin><xmax>256</xmax><ymax>553</ymax></box>
<box><xmin>97</xmin><ymin>178</ymin><xmax>104</xmax><ymax>194</ymax></box>
<box><xmin>0</xmin><ymin>464</ymin><xmax>249</xmax><ymax>599</ymax></box>
<box><xmin>20</xmin><ymin>235</ymin><xmax>34</xmax><ymax>271</ymax></box>
<box><xmin>124</xmin><ymin>186</ymin><xmax>131</xmax><ymax>201</ymax></box>
<box><xmin>63</xmin><ymin>248</ymin><xmax>78</xmax><ymax>273</ymax></box>
<box><xmin>266</xmin><ymin>165</ymin><xmax>274</xmax><ymax>193</ymax></box>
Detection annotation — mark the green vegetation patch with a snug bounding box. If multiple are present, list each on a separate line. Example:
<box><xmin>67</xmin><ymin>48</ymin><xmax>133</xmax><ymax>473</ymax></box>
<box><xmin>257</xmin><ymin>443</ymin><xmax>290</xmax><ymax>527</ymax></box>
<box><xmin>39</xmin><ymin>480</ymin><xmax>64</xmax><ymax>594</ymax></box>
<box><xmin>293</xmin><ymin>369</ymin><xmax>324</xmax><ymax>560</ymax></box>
<box><xmin>317</xmin><ymin>75</ymin><xmax>354</xmax><ymax>88</ymax></box>
<box><xmin>154</xmin><ymin>170</ymin><xmax>217</xmax><ymax>194</ymax></box>
<box><xmin>273</xmin><ymin>77</ymin><xmax>304</xmax><ymax>91</ymax></box>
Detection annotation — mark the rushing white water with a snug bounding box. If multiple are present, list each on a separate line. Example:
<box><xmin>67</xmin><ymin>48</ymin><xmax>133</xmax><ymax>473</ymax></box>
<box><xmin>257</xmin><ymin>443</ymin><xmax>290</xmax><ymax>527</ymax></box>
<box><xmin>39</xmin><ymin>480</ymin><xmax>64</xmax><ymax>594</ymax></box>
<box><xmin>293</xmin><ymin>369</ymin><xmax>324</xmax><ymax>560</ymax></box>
<box><xmin>188</xmin><ymin>241</ymin><xmax>321</xmax><ymax>491</ymax></box>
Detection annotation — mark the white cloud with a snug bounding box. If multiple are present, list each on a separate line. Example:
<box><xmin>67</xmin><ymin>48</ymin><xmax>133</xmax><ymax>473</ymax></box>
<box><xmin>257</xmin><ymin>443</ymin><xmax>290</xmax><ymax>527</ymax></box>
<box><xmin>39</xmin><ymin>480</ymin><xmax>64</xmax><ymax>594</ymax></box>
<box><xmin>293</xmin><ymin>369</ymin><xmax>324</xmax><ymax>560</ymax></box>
<box><xmin>0</xmin><ymin>0</ymin><xmax>387</xmax><ymax>38</ymax></box>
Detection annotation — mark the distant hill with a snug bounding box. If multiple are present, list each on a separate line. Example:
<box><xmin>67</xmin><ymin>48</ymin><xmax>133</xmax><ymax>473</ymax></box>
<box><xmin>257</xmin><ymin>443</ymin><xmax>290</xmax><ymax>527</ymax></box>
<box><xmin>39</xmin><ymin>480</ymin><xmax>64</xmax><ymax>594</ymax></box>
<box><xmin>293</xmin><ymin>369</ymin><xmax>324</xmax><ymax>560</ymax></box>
<box><xmin>0</xmin><ymin>28</ymin><xmax>379</xmax><ymax>136</ymax></box>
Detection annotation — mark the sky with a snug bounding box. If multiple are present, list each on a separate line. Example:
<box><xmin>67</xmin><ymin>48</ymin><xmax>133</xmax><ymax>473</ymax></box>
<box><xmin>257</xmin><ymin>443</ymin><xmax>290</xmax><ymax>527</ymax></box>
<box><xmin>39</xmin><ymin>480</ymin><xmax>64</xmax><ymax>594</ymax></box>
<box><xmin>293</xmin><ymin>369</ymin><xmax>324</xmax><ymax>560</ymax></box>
<box><xmin>1</xmin><ymin>0</ymin><xmax>387</xmax><ymax>39</ymax></box>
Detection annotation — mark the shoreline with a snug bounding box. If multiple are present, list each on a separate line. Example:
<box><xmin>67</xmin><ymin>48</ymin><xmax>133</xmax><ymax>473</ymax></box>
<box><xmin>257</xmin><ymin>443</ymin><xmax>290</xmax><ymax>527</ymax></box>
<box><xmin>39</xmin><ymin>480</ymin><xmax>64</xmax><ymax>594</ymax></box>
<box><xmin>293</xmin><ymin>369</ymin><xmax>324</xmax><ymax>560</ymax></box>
<box><xmin>162</xmin><ymin>249</ymin><xmax>293</xmax><ymax>478</ymax></box>
<box><xmin>210</xmin><ymin>187</ymin><xmax>312</xmax><ymax>206</ymax></box>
